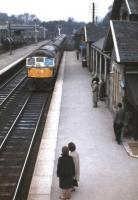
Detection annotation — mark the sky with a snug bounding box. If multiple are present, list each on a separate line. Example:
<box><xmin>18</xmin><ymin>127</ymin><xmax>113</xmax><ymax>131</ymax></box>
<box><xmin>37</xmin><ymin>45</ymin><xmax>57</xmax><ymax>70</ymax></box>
<box><xmin>0</xmin><ymin>0</ymin><xmax>114</xmax><ymax>22</ymax></box>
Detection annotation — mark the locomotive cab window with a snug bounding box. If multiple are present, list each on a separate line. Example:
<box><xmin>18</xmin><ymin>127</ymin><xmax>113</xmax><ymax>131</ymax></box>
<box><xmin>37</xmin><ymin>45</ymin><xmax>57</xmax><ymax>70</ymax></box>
<box><xmin>26</xmin><ymin>57</ymin><xmax>35</xmax><ymax>66</ymax></box>
<box><xmin>36</xmin><ymin>57</ymin><xmax>44</xmax><ymax>62</ymax></box>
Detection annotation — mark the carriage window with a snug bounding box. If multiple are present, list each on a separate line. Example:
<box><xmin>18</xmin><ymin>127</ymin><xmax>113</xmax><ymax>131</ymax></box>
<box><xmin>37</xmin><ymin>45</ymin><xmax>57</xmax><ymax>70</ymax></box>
<box><xmin>36</xmin><ymin>57</ymin><xmax>44</xmax><ymax>62</ymax></box>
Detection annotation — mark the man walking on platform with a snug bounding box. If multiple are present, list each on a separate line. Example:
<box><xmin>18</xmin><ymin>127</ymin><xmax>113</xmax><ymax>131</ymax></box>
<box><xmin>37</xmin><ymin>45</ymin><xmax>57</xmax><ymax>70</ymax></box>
<box><xmin>76</xmin><ymin>50</ymin><xmax>80</xmax><ymax>60</ymax></box>
<box><xmin>113</xmin><ymin>103</ymin><xmax>124</xmax><ymax>144</ymax></box>
<box><xmin>92</xmin><ymin>81</ymin><xmax>99</xmax><ymax>107</ymax></box>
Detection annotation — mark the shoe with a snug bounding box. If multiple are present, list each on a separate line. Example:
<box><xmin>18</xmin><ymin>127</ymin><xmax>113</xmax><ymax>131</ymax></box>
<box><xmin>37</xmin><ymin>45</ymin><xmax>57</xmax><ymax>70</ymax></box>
<box><xmin>117</xmin><ymin>141</ymin><xmax>122</xmax><ymax>145</ymax></box>
<box><xmin>59</xmin><ymin>196</ymin><xmax>66</xmax><ymax>200</ymax></box>
<box><xmin>71</xmin><ymin>188</ymin><xmax>75</xmax><ymax>192</ymax></box>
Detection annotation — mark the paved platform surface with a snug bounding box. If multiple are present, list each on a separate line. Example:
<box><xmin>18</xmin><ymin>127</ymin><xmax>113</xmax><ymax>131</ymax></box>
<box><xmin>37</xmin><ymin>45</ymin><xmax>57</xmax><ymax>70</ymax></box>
<box><xmin>50</xmin><ymin>51</ymin><xmax>138</xmax><ymax>200</ymax></box>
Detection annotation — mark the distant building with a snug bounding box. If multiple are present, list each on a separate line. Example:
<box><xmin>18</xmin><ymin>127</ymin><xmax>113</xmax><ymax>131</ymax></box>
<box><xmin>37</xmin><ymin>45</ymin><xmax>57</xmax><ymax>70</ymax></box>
<box><xmin>74</xmin><ymin>22</ymin><xmax>106</xmax><ymax>70</ymax></box>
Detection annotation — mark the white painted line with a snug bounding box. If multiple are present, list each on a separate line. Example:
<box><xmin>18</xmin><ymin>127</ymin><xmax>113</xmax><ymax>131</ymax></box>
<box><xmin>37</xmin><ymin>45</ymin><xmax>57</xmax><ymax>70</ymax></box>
<box><xmin>125</xmin><ymin>0</ymin><xmax>131</xmax><ymax>14</ymax></box>
<box><xmin>110</xmin><ymin>20</ymin><xmax>120</xmax><ymax>62</ymax></box>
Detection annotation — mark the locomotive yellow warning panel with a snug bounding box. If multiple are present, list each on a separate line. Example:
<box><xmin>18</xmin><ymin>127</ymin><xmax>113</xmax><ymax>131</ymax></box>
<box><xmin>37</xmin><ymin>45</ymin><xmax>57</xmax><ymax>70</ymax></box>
<box><xmin>27</xmin><ymin>68</ymin><xmax>53</xmax><ymax>78</ymax></box>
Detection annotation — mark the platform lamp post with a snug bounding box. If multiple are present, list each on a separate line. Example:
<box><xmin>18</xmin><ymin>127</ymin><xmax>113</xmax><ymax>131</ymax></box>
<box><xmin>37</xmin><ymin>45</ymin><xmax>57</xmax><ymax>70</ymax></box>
<box><xmin>57</xmin><ymin>25</ymin><xmax>62</xmax><ymax>36</ymax></box>
<box><xmin>34</xmin><ymin>19</ymin><xmax>38</xmax><ymax>45</ymax></box>
<box><xmin>6</xmin><ymin>21</ymin><xmax>12</xmax><ymax>55</ymax></box>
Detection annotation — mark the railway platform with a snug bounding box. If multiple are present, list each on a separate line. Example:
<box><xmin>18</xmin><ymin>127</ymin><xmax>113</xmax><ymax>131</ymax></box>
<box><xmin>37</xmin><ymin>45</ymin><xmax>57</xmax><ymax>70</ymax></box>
<box><xmin>0</xmin><ymin>40</ymin><xmax>48</xmax><ymax>75</ymax></box>
<box><xmin>0</xmin><ymin>45</ymin><xmax>138</xmax><ymax>200</ymax></box>
<box><xmin>27</xmin><ymin>51</ymin><xmax>138</xmax><ymax>200</ymax></box>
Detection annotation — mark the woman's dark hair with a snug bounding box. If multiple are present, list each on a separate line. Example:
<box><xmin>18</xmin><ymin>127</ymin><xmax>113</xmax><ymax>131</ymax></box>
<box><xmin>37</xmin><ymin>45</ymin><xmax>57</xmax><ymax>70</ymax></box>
<box><xmin>118</xmin><ymin>102</ymin><xmax>122</xmax><ymax>108</ymax></box>
<box><xmin>68</xmin><ymin>142</ymin><xmax>76</xmax><ymax>152</ymax></box>
<box><xmin>62</xmin><ymin>146</ymin><xmax>69</xmax><ymax>156</ymax></box>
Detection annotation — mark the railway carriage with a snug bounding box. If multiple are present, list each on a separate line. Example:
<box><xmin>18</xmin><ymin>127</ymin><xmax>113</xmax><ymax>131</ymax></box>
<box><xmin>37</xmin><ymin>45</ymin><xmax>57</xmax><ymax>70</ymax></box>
<box><xmin>26</xmin><ymin>34</ymin><xmax>66</xmax><ymax>91</ymax></box>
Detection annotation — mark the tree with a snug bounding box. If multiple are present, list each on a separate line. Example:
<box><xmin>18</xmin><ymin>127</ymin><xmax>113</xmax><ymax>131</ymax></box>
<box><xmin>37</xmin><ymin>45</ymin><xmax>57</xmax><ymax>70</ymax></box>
<box><xmin>67</xmin><ymin>17</ymin><xmax>74</xmax><ymax>23</ymax></box>
<box><xmin>29</xmin><ymin>15</ymin><xmax>37</xmax><ymax>23</ymax></box>
<box><xmin>0</xmin><ymin>12</ymin><xmax>9</xmax><ymax>24</ymax></box>
<box><xmin>23</xmin><ymin>13</ymin><xmax>30</xmax><ymax>24</ymax></box>
<box><xmin>10</xmin><ymin>15</ymin><xmax>18</xmax><ymax>24</ymax></box>
<box><xmin>98</xmin><ymin>5</ymin><xmax>112</xmax><ymax>27</ymax></box>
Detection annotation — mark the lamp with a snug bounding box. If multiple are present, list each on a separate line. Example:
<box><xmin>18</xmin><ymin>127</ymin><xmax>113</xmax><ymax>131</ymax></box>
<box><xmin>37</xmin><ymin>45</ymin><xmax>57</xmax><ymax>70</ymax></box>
<box><xmin>6</xmin><ymin>21</ymin><xmax>12</xmax><ymax>55</ymax></box>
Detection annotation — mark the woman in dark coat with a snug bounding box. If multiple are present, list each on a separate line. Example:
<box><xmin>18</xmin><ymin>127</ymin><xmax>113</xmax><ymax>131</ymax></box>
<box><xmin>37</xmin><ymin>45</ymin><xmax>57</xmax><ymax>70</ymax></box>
<box><xmin>57</xmin><ymin>146</ymin><xmax>75</xmax><ymax>200</ymax></box>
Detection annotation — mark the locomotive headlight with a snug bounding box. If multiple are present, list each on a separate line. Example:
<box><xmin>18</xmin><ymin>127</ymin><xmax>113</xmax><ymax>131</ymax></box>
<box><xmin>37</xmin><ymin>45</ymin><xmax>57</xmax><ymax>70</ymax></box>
<box><xmin>41</xmin><ymin>70</ymin><xmax>44</xmax><ymax>73</ymax></box>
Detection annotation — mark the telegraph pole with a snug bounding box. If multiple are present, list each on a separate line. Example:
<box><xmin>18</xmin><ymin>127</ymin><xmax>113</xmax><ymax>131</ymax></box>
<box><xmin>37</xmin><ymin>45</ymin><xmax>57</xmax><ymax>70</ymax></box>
<box><xmin>92</xmin><ymin>2</ymin><xmax>95</xmax><ymax>24</ymax></box>
<box><xmin>34</xmin><ymin>19</ymin><xmax>38</xmax><ymax>45</ymax></box>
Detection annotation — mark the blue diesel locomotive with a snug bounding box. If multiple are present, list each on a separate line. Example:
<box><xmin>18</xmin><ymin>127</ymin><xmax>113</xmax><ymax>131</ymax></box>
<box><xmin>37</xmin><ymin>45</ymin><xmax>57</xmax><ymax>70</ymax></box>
<box><xmin>26</xmin><ymin>34</ymin><xmax>66</xmax><ymax>91</ymax></box>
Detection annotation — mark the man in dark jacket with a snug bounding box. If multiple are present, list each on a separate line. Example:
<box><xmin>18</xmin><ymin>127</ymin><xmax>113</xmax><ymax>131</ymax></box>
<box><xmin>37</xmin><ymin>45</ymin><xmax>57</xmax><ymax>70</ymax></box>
<box><xmin>57</xmin><ymin>146</ymin><xmax>75</xmax><ymax>200</ymax></box>
<box><xmin>92</xmin><ymin>81</ymin><xmax>99</xmax><ymax>107</ymax></box>
<box><xmin>76</xmin><ymin>50</ymin><xmax>80</xmax><ymax>60</ymax></box>
<box><xmin>113</xmin><ymin>103</ymin><xmax>124</xmax><ymax>144</ymax></box>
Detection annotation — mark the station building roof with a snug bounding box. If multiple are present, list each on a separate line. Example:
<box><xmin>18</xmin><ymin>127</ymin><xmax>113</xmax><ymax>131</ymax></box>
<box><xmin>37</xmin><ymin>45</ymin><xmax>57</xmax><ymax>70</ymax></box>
<box><xmin>103</xmin><ymin>20</ymin><xmax>138</xmax><ymax>63</ymax></box>
<box><xmin>92</xmin><ymin>37</ymin><xmax>105</xmax><ymax>51</ymax></box>
<box><xmin>85</xmin><ymin>23</ymin><xmax>106</xmax><ymax>43</ymax></box>
<box><xmin>111</xmin><ymin>0</ymin><xmax>138</xmax><ymax>19</ymax></box>
<box><xmin>74</xmin><ymin>23</ymin><xmax>106</xmax><ymax>43</ymax></box>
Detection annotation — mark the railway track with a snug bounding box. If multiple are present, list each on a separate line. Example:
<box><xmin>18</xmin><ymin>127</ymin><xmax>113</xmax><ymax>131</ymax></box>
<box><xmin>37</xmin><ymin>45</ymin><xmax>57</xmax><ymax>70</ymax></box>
<box><xmin>0</xmin><ymin>68</ymin><xmax>26</xmax><ymax>106</ymax></box>
<box><xmin>0</xmin><ymin>92</ymin><xmax>51</xmax><ymax>200</ymax></box>
<box><xmin>0</xmin><ymin>66</ymin><xmax>29</xmax><ymax>144</ymax></box>
<box><xmin>0</xmin><ymin>64</ymin><xmax>52</xmax><ymax>199</ymax></box>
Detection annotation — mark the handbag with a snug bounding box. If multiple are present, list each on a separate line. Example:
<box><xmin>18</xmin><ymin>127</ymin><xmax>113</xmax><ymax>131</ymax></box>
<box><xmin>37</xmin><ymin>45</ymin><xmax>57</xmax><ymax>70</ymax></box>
<box><xmin>73</xmin><ymin>178</ymin><xmax>78</xmax><ymax>187</ymax></box>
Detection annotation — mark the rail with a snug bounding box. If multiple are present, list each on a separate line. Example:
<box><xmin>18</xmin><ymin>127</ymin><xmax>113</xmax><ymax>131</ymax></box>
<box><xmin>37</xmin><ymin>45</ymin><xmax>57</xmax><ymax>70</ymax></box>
<box><xmin>0</xmin><ymin>68</ymin><xmax>27</xmax><ymax>106</ymax></box>
<box><xmin>0</xmin><ymin>92</ymin><xmax>50</xmax><ymax>200</ymax></box>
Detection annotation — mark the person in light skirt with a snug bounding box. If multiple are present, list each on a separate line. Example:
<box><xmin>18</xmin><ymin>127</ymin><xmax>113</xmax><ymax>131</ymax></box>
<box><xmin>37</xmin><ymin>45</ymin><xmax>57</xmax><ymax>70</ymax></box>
<box><xmin>68</xmin><ymin>142</ymin><xmax>80</xmax><ymax>191</ymax></box>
